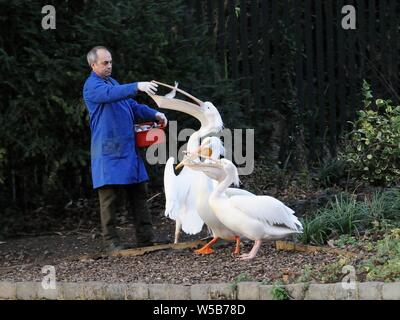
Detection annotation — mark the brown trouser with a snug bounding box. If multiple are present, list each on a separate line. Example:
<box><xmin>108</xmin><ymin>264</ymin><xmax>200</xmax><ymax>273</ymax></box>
<box><xmin>97</xmin><ymin>183</ymin><xmax>154</xmax><ymax>244</ymax></box>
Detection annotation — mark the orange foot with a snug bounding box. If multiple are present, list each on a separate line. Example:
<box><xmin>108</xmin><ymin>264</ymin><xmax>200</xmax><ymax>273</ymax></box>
<box><xmin>232</xmin><ymin>247</ymin><xmax>241</xmax><ymax>255</ymax></box>
<box><xmin>232</xmin><ymin>236</ymin><xmax>241</xmax><ymax>255</ymax></box>
<box><xmin>195</xmin><ymin>247</ymin><xmax>215</xmax><ymax>254</ymax></box>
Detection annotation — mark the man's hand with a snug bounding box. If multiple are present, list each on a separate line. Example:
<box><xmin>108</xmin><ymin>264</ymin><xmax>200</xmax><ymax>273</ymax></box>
<box><xmin>155</xmin><ymin>112</ymin><xmax>168</xmax><ymax>127</ymax></box>
<box><xmin>137</xmin><ymin>82</ymin><xmax>158</xmax><ymax>95</ymax></box>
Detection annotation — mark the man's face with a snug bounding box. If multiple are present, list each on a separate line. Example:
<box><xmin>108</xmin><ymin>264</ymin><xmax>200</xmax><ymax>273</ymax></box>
<box><xmin>91</xmin><ymin>49</ymin><xmax>112</xmax><ymax>78</ymax></box>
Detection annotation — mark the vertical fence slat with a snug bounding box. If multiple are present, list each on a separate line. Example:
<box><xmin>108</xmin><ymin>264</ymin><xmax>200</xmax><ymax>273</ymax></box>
<box><xmin>389</xmin><ymin>0</ymin><xmax>399</xmax><ymax>103</ymax></box>
<box><xmin>206</xmin><ymin>0</ymin><xmax>215</xmax><ymax>67</ymax></box>
<box><xmin>239</xmin><ymin>0</ymin><xmax>251</xmax><ymax>108</ymax></box>
<box><xmin>367</xmin><ymin>0</ymin><xmax>378</xmax><ymax>93</ymax></box>
<box><xmin>382</xmin><ymin>0</ymin><xmax>399</xmax><ymax>103</ymax></box>
<box><xmin>283</xmin><ymin>0</ymin><xmax>290</xmax><ymax>30</ymax></box>
<box><xmin>337</xmin><ymin>0</ymin><xmax>347</xmax><ymax>133</ymax></box>
<box><xmin>250</xmin><ymin>0</ymin><xmax>261</xmax><ymax>117</ymax></box>
<box><xmin>357</xmin><ymin>0</ymin><xmax>366</xmax><ymax>77</ymax></box>
<box><xmin>346</xmin><ymin>0</ymin><xmax>357</xmax><ymax>119</ymax></box>
<box><xmin>261</xmin><ymin>0</ymin><xmax>271</xmax><ymax>111</ymax></box>
<box><xmin>304</xmin><ymin>0</ymin><xmax>316</xmax><ymax>160</ymax></box>
<box><xmin>388</xmin><ymin>0</ymin><xmax>396</xmax><ymax>79</ymax></box>
<box><xmin>315</xmin><ymin>0</ymin><xmax>326</xmax><ymax>152</ymax></box>
<box><xmin>206</xmin><ymin>0</ymin><xmax>214</xmax><ymax>36</ymax></box>
<box><xmin>228</xmin><ymin>0</ymin><xmax>238</xmax><ymax>81</ymax></box>
<box><xmin>183</xmin><ymin>0</ymin><xmax>194</xmax><ymax>39</ymax></box>
<box><xmin>294</xmin><ymin>0</ymin><xmax>304</xmax><ymax>116</ymax></box>
<box><xmin>379</xmin><ymin>0</ymin><xmax>388</xmax><ymax>95</ymax></box>
<box><xmin>325</xmin><ymin>0</ymin><xmax>337</xmax><ymax>156</ymax></box>
<box><xmin>217</xmin><ymin>0</ymin><xmax>226</xmax><ymax>77</ymax></box>
<box><xmin>271</xmin><ymin>0</ymin><xmax>283</xmax><ymax>111</ymax></box>
<box><xmin>195</xmin><ymin>0</ymin><xmax>203</xmax><ymax>25</ymax></box>
<box><xmin>282</xmin><ymin>0</ymin><xmax>295</xmax><ymax>162</ymax></box>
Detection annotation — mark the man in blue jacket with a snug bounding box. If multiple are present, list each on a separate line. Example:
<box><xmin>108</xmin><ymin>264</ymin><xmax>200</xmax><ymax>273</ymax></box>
<box><xmin>83</xmin><ymin>46</ymin><xmax>167</xmax><ymax>252</ymax></box>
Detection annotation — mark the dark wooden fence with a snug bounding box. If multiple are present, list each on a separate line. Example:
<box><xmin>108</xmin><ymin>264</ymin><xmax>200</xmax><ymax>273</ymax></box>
<box><xmin>186</xmin><ymin>0</ymin><xmax>400</xmax><ymax>161</ymax></box>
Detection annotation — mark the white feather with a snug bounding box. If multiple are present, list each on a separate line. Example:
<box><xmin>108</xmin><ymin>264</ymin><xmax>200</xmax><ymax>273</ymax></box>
<box><xmin>185</xmin><ymin>157</ymin><xmax>303</xmax><ymax>259</ymax></box>
<box><xmin>229</xmin><ymin>196</ymin><xmax>303</xmax><ymax>231</ymax></box>
<box><xmin>149</xmin><ymin>83</ymin><xmax>226</xmax><ymax>243</ymax></box>
<box><xmin>164</xmin><ymin>157</ymin><xmax>204</xmax><ymax>233</ymax></box>
<box><xmin>224</xmin><ymin>188</ymin><xmax>255</xmax><ymax>197</ymax></box>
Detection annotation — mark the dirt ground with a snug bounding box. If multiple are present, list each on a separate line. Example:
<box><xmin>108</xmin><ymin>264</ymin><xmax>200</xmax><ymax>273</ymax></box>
<box><xmin>0</xmin><ymin>190</ymin><xmax>346</xmax><ymax>284</ymax></box>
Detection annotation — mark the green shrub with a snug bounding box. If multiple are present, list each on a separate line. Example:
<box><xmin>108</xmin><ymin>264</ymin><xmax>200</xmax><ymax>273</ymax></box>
<box><xmin>317</xmin><ymin>158</ymin><xmax>349</xmax><ymax>187</ymax></box>
<box><xmin>339</xmin><ymin>81</ymin><xmax>400</xmax><ymax>186</ymax></box>
<box><xmin>271</xmin><ymin>285</ymin><xmax>291</xmax><ymax>300</ymax></box>
<box><xmin>334</xmin><ymin>234</ymin><xmax>358</xmax><ymax>248</ymax></box>
<box><xmin>362</xmin><ymin>228</ymin><xmax>400</xmax><ymax>282</ymax></box>
<box><xmin>300</xmin><ymin>189</ymin><xmax>400</xmax><ymax>245</ymax></box>
<box><xmin>0</xmin><ymin>0</ymin><xmax>246</xmax><ymax>213</ymax></box>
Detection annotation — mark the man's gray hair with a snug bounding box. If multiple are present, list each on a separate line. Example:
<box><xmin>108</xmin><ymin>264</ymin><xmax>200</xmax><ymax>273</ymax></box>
<box><xmin>87</xmin><ymin>46</ymin><xmax>109</xmax><ymax>66</ymax></box>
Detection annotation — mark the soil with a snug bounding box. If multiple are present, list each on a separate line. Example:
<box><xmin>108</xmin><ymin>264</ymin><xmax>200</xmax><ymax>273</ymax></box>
<box><xmin>0</xmin><ymin>190</ymin><xmax>352</xmax><ymax>284</ymax></box>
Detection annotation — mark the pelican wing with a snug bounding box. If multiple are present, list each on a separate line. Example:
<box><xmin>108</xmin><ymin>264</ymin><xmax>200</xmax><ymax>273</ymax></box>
<box><xmin>164</xmin><ymin>157</ymin><xmax>184</xmax><ymax>220</ymax></box>
<box><xmin>225</xmin><ymin>188</ymin><xmax>255</xmax><ymax>197</ymax></box>
<box><xmin>164</xmin><ymin>157</ymin><xmax>204</xmax><ymax>234</ymax></box>
<box><xmin>229</xmin><ymin>195</ymin><xmax>303</xmax><ymax>231</ymax></box>
<box><xmin>178</xmin><ymin>175</ymin><xmax>205</xmax><ymax>234</ymax></box>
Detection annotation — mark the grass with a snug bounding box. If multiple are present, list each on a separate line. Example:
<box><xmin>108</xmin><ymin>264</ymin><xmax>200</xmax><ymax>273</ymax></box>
<box><xmin>334</xmin><ymin>234</ymin><xmax>358</xmax><ymax>248</ymax></box>
<box><xmin>294</xmin><ymin>227</ymin><xmax>400</xmax><ymax>284</ymax></box>
<box><xmin>295</xmin><ymin>264</ymin><xmax>313</xmax><ymax>283</ymax></box>
<box><xmin>300</xmin><ymin>188</ymin><xmax>400</xmax><ymax>245</ymax></box>
<box><xmin>361</xmin><ymin>228</ymin><xmax>400</xmax><ymax>282</ymax></box>
<box><xmin>317</xmin><ymin>158</ymin><xmax>348</xmax><ymax>187</ymax></box>
<box><xmin>230</xmin><ymin>273</ymin><xmax>251</xmax><ymax>290</ymax></box>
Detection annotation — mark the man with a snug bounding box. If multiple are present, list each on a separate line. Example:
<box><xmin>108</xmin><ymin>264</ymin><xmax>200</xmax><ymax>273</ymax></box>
<box><xmin>83</xmin><ymin>46</ymin><xmax>167</xmax><ymax>252</ymax></box>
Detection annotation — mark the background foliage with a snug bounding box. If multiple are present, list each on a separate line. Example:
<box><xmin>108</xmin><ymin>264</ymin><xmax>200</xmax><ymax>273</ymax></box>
<box><xmin>339</xmin><ymin>81</ymin><xmax>400</xmax><ymax>186</ymax></box>
<box><xmin>0</xmin><ymin>1</ymin><xmax>399</xmax><ymax>240</ymax></box>
<box><xmin>0</xmin><ymin>0</ymin><xmax>245</xmax><ymax>216</ymax></box>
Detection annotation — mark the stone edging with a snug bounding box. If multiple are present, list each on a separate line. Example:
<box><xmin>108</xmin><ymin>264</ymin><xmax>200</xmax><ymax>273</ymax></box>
<box><xmin>0</xmin><ymin>281</ymin><xmax>399</xmax><ymax>300</ymax></box>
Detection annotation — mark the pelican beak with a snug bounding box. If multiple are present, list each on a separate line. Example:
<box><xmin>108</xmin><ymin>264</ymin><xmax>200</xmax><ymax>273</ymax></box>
<box><xmin>175</xmin><ymin>145</ymin><xmax>213</xmax><ymax>170</ymax></box>
<box><xmin>148</xmin><ymin>81</ymin><xmax>207</xmax><ymax>124</ymax></box>
<box><xmin>151</xmin><ymin>81</ymin><xmax>203</xmax><ymax>105</ymax></box>
<box><xmin>175</xmin><ymin>160</ymin><xmax>185</xmax><ymax>170</ymax></box>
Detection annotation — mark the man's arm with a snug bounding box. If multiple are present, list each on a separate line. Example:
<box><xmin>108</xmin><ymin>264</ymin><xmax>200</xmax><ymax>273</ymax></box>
<box><xmin>129</xmin><ymin>99</ymin><xmax>158</xmax><ymax>120</ymax></box>
<box><xmin>83</xmin><ymin>79</ymin><xmax>138</xmax><ymax>104</ymax></box>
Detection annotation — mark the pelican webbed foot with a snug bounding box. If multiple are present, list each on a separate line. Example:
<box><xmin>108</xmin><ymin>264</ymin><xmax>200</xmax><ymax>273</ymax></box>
<box><xmin>194</xmin><ymin>237</ymin><xmax>220</xmax><ymax>255</ymax></box>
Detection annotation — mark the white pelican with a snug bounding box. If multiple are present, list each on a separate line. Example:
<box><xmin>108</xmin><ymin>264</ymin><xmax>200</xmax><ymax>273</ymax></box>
<box><xmin>176</xmin><ymin>136</ymin><xmax>256</xmax><ymax>254</ymax></box>
<box><xmin>178</xmin><ymin>156</ymin><xmax>303</xmax><ymax>260</ymax></box>
<box><xmin>148</xmin><ymin>82</ymin><xmax>224</xmax><ymax>244</ymax></box>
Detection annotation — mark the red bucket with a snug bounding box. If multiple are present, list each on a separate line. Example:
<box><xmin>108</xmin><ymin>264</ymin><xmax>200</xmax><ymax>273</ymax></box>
<box><xmin>135</xmin><ymin>122</ymin><xmax>166</xmax><ymax>148</ymax></box>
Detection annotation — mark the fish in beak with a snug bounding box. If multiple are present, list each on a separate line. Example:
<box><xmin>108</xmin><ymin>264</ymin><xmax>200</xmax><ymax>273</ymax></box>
<box><xmin>175</xmin><ymin>150</ymin><xmax>200</xmax><ymax>170</ymax></box>
<box><xmin>175</xmin><ymin>150</ymin><xmax>220</xmax><ymax>171</ymax></box>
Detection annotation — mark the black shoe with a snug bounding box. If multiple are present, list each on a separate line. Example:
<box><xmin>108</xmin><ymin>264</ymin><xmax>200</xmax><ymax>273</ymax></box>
<box><xmin>136</xmin><ymin>240</ymin><xmax>154</xmax><ymax>248</ymax></box>
<box><xmin>104</xmin><ymin>241</ymin><xmax>128</xmax><ymax>253</ymax></box>
<box><xmin>154</xmin><ymin>237</ymin><xmax>170</xmax><ymax>245</ymax></box>
<box><xmin>136</xmin><ymin>237</ymin><xmax>170</xmax><ymax>247</ymax></box>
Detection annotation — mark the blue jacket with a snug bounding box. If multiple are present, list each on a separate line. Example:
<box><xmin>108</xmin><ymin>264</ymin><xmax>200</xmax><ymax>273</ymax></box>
<box><xmin>83</xmin><ymin>71</ymin><xmax>158</xmax><ymax>189</ymax></box>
